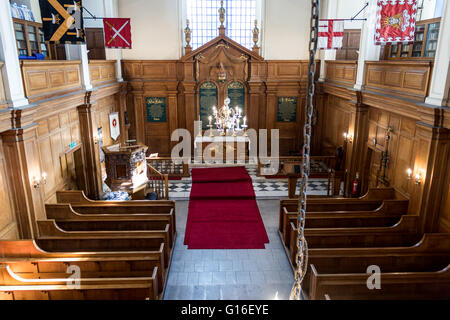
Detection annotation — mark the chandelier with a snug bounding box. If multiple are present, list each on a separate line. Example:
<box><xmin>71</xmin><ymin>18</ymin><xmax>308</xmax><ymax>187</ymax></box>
<box><xmin>209</xmin><ymin>97</ymin><xmax>247</xmax><ymax>136</ymax></box>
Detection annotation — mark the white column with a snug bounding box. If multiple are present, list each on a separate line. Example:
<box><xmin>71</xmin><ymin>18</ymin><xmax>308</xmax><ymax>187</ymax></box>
<box><xmin>318</xmin><ymin>0</ymin><xmax>338</xmax><ymax>81</ymax></box>
<box><xmin>104</xmin><ymin>0</ymin><xmax>123</xmax><ymax>82</ymax></box>
<box><xmin>425</xmin><ymin>0</ymin><xmax>450</xmax><ymax>106</ymax></box>
<box><xmin>354</xmin><ymin>0</ymin><xmax>380</xmax><ymax>90</ymax></box>
<box><xmin>66</xmin><ymin>44</ymin><xmax>93</xmax><ymax>91</ymax></box>
<box><xmin>0</xmin><ymin>0</ymin><xmax>29</xmax><ymax>108</ymax></box>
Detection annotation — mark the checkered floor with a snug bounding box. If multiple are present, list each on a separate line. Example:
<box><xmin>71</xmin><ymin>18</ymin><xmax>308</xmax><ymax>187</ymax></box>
<box><xmin>168</xmin><ymin>165</ymin><xmax>330</xmax><ymax>199</ymax></box>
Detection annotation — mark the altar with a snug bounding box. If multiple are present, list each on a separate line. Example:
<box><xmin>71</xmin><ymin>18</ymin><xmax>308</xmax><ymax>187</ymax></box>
<box><xmin>194</xmin><ymin>134</ymin><xmax>251</xmax><ymax>163</ymax></box>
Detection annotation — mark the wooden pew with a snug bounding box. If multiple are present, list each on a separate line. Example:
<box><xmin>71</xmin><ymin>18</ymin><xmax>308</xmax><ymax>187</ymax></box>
<box><xmin>35</xmin><ymin>221</ymin><xmax>172</xmax><ymax>263</ymax></box>
<box><xmin>286</xmin><ymin>216</ymin><xmax>421</xmax><ymax>270</ymax></box>
<box><xmin>279</xmin><ymin>199</ymin><xmax>409</xmax><ymax>248</ymax></box>
<box><xmin>309</xmin><ymin>263</ymin><xmax>450</xmax><ymax>300</ymax></box>
<box><xmin>293</xmin><ymin>233</ymin><xmax>450</xmax><ymax>298</ymax></box>
<box><xmin>45</xmin><ymin>204</ymin><xmax>176</xmax><ymax>248</ymax></box>
<box><xmin>278</xmin><ymin>188</ymin><xmax>402</xmax><ymax>233</ymax></box>
<box><xmin>56</xmin><ymin>190</ymin><xmax>177</xmax><ymax>231</ymax></box>
<box><xmin>0</xmin><ymin>265</ymin><xmax>159</xmax><ymax>300</ymax></box>
<box><xmin>0</xmin><ymin>240</ymin><xmax>168</xmax><ymax>296</ymax></box>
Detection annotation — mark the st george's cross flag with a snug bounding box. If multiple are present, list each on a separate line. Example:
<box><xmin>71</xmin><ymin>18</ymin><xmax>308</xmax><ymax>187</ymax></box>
<box><xmin>39</xmin><ymin>0</ymin><xmax>85</xmax><ymax>43</ymax></box>
<box><xmin>375</xmin><ymin>0</ymin><xmax>418</xmax><ymax>45</ymax></box>
<box><xmin>318</xmin><ymin>19</ymin><xmax>345</xmax><ymax>50</ymax></box>
<box><xmin>103</xmin><ymin>18</ymin><xmax>132</xmax><ymax>49</ymax></box>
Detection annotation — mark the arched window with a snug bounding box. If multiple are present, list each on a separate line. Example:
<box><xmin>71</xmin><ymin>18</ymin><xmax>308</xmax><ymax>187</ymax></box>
<box><xmin>186</xmin><ymin>0</ymin><xmax>259</xmax><ymax>50</ymax></box>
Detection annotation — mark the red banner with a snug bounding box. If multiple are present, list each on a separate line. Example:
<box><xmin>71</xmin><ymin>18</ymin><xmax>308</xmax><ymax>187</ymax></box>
<box><xmin>375</xmin><ymin>0</ymin><xmax>418</xmax><ymax>45</ymax></box>
<box><xmin>103</xmin><ymin>18</ymin><xmax>132</xmax><ymax>49</ymax></box>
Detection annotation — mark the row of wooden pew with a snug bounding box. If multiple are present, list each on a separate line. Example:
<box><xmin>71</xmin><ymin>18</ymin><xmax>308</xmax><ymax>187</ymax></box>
<box><xmin>279</xmin><ymin>188</ymin><xmax>450</xmax><ymax>300</ymax></box>
<box><xmin>0</xmin><ymin>190</ymin><xmax>177</xmax><ymax>300</ymax></box>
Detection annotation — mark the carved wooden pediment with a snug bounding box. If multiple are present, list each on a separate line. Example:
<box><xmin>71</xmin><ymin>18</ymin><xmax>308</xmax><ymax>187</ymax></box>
<box><xmin>180</xmin><ymin>35</ymin><xmax>263</xmax><ymax>84</ymax></box>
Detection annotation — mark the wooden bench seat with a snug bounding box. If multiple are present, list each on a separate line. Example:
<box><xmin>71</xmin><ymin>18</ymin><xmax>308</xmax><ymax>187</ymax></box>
<box><xmin>279</xmin><ymin>199</ymin><xmax>409</xmax><ymax>248</ymax></box>
<box><xmin>287</xmin><ymin>216</ymin><xmax>421</xmax><ymax>268</ymax></box>
<box><xmin>290</xmin><ymin>233</ymin><xmax>450</xmax><ymax>299</ymax></box>
<box><xmin>46</xmin><ymin>204</ymin><xmax>176</xmax><ymax>243</ymax></box>
<box><xmin>36</xmin><ymin>221</ymin><xmax>172</xmax><ymax>263</ymax></box>
<box><xmin>45</xmin><ymin>204</ymin><xmax>175</xmax><ymax>249</ymax></box>
<box><xmin>0</xmin><ymin>240</ymin><xmax>169</xmax><ymax>295</ymax></box>
<box><xmin>0</xmin><ymin>265</ymin><xmax>159</xmax><ymax>300</ymax></box>
<box><xmin>309</xmin><ymin>263</ymin><xmax>450</xmax><ymax>300</ymax></box>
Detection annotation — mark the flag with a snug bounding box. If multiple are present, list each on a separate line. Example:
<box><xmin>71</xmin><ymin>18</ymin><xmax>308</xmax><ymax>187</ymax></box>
<box><xmin>39</xmin><ymin>0</ymin><xmax>85</xmax><ymax>44</ymax></box>
<box><xmin>375</xmin><ymin>0</ymin><xmax>418</xmax><ymax>45</ymax></box>
<box><xmin>103</xmin><ymin>18</ymin><xmax>132</xmax><ymax>49</ymax></box>
<box><xmin>109</xmin><ymin>112</ymin><xmax>120</xmax><ymax>141</ymax></box>
<box><xmin>318</xmin><ymin>19</ymin><xmax>344</xmax><ymax>50</ymax></box>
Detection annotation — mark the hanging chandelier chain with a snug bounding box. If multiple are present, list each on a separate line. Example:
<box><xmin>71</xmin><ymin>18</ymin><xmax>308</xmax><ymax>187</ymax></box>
<box><xmin>290</xmin><ymin>0</ymin><xmax>320</xmax><ymax>301</ymax></box>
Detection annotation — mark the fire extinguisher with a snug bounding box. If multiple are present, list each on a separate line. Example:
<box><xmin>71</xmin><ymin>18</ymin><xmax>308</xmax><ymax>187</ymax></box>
<box><xmin>351</xmin><ymin>172</ymin><xmax>361</xmax><ymax>198</ymax></box>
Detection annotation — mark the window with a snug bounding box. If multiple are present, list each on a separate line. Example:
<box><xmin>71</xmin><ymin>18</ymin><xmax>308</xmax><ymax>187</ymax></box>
<box><xmin>186</xmin><ymin>0</ymin><xmax>257</xmax><ymax>50</ymax></box>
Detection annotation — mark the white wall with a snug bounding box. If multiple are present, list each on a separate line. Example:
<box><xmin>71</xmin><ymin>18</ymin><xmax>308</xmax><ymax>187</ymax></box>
<box><xmin>263</xmin><ymin>0</ymin><xmax>311</xmax><ymax>60</ymax></box>
<box><xmin>83</xmin><ymin>0</ymin><xmax>106</xmax><ymax>28</ymax></box>
<box><xmin>118</xmin><ymin>0</ymin><xmax>181</xmax><ymax>60</ymax></box>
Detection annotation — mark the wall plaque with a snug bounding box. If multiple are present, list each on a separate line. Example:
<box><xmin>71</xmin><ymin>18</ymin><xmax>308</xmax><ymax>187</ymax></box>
<box><xmin>277</xmin><ymin>97</ymin><xmax>297</xmax><ymax>122</ymax></box>
<box><xmin>146</xmin><ymin>97</ymin><xmax>167</xmax><ymax>122</ymax></box>
<box><xmin>199</xmin><ymin>82</ymin><xmax>218</xmax><ymax>130</ymax></box>
<box><xmin>227</xmin><ymin>81</ymin><xmax>245</xmax><ymax>114</ymax></box>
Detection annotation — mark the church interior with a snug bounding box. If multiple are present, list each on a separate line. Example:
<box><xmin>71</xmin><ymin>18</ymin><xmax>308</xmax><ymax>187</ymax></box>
<box><xmin>0</xmin><ymin>0</ymin><xmax>449</xmax><ymax>301</ymax></box>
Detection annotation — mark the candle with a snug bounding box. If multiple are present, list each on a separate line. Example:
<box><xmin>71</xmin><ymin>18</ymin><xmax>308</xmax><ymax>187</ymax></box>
<box><xmin>236</xmin><ymin>118</ymin><xmax>240</xmax><ymax>129</ymax></box>
<box><xmin>208</xmin><ymin>116</ymin><xmax>212</xmax><ymax>125</ymax></box>
<box><xmin>243</xmin><ymin>116</ymin><xmax>247</xmax><ymax>126</ymax></box>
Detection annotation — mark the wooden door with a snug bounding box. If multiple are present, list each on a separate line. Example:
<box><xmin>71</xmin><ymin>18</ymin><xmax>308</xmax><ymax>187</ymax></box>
<box><xmin>86</xmin><ymin>28</ymin><xmax>106</xmax><ymax>60</ymax></box>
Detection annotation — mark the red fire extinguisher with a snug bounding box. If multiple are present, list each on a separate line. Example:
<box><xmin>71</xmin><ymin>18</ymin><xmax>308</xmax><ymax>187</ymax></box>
<box><xmin>351</xmin><ymin>172</ymin><xmax>361</xmax><ymax>198</ymax></box>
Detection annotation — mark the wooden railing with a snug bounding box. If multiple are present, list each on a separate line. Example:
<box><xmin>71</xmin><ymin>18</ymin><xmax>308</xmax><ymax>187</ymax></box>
<box><xmin>0</xmin><ymin>62</ymin><xmax>6</xmax><ymax>111</ymax></box>
<box><xmin>364</xmin><ymin>60</ymin><xmax>433</xmax><ymax>101</ymax></box>
<box><xmin>20</xmin><ymin>60</ymin><xmax>82</xmax><ymax>102</ymax></box>
<box><xmin>147</xmin><ymin>164</ymin><xmax>169</xmax><ymax>200</ymax></box>
<box><xmin>325</xmin><ymin>60</ymin><xmax>358</xmax><ymax>86</ymax></box>
<box><xmin>89</xmin><ymin>60</ymin><xmax>116</xmax><ymax>87</ymax></box>
<box><xmin>147</xmin><ymin>157</ymin><xmax>190</xmax><ymax>178</ymax></box>
<box><xmin>257</xmin><ymin>156</ymin><xmax>337</xmax><ymax>177</ymax></box>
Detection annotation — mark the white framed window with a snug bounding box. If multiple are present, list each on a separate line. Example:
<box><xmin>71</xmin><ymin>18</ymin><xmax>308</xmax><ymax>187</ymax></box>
<box><xmin>186</xmin><ymin>0</ymin><xmax>261</xmax><ymax>50</ymax></box>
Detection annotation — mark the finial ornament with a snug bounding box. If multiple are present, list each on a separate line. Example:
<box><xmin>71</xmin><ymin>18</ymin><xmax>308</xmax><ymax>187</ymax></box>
<box><xmin>253</xmin><ymin>19</ymin><xmax>259</xmax><ymax>47</ymax></box>
<box><xmin>184</xmin><ymin>19</ymin><xmax>191</xmax><ymax>47</ymax></box>
<box><xmin>219</xmin><ymin>0</ymin><xmax>226</xmax><ymax>27</ymax></box>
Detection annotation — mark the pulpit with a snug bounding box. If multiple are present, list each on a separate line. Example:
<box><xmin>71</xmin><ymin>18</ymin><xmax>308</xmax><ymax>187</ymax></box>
<box><xmin>102</xmin><ymin>143</ymin><xmax>148</xmax><ymax>194</ymax></box>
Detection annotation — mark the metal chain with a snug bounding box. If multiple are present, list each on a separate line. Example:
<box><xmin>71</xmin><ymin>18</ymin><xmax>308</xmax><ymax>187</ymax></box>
<box><xmin>290</xmin><ymin>0</ymin><xmax>320</xmax><ymax>300</ymax></box>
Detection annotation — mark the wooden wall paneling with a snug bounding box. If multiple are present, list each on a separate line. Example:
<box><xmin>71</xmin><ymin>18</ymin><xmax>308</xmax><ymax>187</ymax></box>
<box><xmin>439</xmin><ymin>156</ymin><xmax>450</xmax><ymax>233</ymax></box>
<box><xmin>20</xmin><ymin>61</ymin><xmax>82</xmax><ymax>103</ymax></box>
<box><xmin>182</xmin><ymin>81</ymin><xmax>197</xmax><ymax>143</ymax></box>
<box><xmin>77</xmin><ymin>101</ymin><xmax>102</xmax><ymax>199</ymax></box>
<box><xmin>325</xmin><ymin>61</ymin><xmax>358</xmax><ymax>87</ymax></box>
<box><xmin>364</xmin><ymin>61</ymin><xmax>433</xmax><ymax>101</ymax></box>
<box><xmin>1</xmin><ymin>126</ymin><xmax>40</xmax><ymax>239</ymax></box>
<box><xmin>336</xmin><ymin>29</ymin><xmax>361</xmax><ymax>60</ymax></box>
<box><xmin>418</xmin><ymin>126</ymin><xmax>450</xmax><ymax>233</ymax></box>
<box><xmin>344</xmin><ymin>96</ymin><xmax>369</xmax><ymax>196</ymax></box>
<box><xmin>248</xmin><ymin>82</ymin><xmax>264</xmax><ymax>134</ymax></box>
<box><xmin>0</xmin><ymin>139</ymin><xmax>18</xmax><ymax>239</ymax></box>
<box><xmin>89</xmin><ymin>60</ymin><xmax>116</xmax><ymax>87</ymax></box>
<box><xmin>85</xmin><ymin>28</ymin><xmax>106</xmax><ymax>60</ymax></box>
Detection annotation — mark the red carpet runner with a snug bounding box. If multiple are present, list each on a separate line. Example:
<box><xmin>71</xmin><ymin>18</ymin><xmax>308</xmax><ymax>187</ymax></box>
<box><xmin>184</xmin><ymin>166</ymin><xmax>270</xmax><ymax>249</ymax></box>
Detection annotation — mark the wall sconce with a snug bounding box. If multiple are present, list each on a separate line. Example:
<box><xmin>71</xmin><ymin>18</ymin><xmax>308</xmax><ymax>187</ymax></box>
<box><xmin>33</xmin><ymin>172</ymin><xmax>47</xmax><ymax>189</ymax></box>
<box><xmin>406</xmin><ymin>168</ymin><xmax>413</xmax><ymax>180</ymax></box>
<box><xmin>343</xmin><ymin>132</ymin><xmax>353</xmax><ymax>143</ymax></box>
<box><xmin>415</xmin><ymin>172</ymin><xmax>422</xmax><ymax>185</ymax></box>
<box><xmin>33</xmin><ymin>176</ymin><xmax>40</xmax><ymax>189</ymax></box>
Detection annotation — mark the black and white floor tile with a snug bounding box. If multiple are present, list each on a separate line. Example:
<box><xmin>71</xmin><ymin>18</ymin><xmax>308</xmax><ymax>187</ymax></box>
<box><xmin>168</xmin><ymin>166</ymin><xmax>330</xmax><ymax>200</ymax></box>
